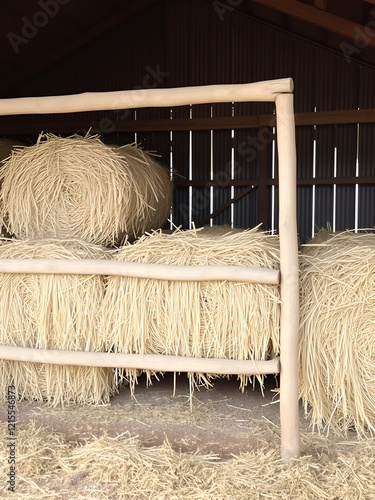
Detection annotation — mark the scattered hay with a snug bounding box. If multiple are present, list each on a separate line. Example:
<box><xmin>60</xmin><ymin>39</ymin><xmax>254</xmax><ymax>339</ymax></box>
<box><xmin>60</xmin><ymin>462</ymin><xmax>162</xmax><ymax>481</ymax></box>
<box><xmin>1</xmin><ymin>420</ymin><xmax>375</xmax><ymax>499</ymax></box>
<box><xmin>0</xmin><ymin>238</ymin><xmax>117</xmax><ymax>405</ymax></box>
<box><xmin>0</xmin><ymin>133</ymin><xmax>172</xmax><ymax>245</ymax></box>
<box><xmin>101</xmin><ymin>225</ymin><xmax>281</xmax><ymax>391</ymax></box>
<box><xmin>299</xmin><ymin>230</ymin><xmax>375</xmax><ymax>435</ymax></box>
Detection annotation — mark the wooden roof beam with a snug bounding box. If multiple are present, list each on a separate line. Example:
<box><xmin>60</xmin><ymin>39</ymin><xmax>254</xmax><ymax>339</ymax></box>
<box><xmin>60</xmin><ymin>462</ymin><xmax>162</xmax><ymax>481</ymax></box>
<box><xmin>251</xmin><ymin>0</ymin><xmax>375</xmax><ymax>48</ymax></box>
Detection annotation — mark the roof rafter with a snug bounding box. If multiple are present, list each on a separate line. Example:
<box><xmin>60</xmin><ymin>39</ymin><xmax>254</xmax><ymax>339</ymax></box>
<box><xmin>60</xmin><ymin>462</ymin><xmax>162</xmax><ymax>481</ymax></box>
<box><xmin>251</xmin><ymin>0</ymin><xmax>375</xmax><ymax>48</ymax></box>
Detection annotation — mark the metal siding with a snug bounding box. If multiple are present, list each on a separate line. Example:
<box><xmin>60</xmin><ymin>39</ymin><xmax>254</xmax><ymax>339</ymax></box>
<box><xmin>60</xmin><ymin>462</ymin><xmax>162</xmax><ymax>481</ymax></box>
<box><xmin>295</xmin><ymin>127</ymin><xmax>314</xmax><ymax>240</ymax></box>
<box><xmin>335</xmin><ymin>124</ymin><xmax>357</xmax><ymax>231</ymax></box>
<box><xmin>297</xmin><ymin>187</ymin><xmax>313</xmax><ymax>241</ymax></box>
<box><xmin>173</xmin><ymin>188</ymin><xmax>190</xmax><ymax>228</ymax></box>
<box><xmin>232</xmin><ymin>14</ymin><xmax>275</xmax><ymax>116</ymax></box>
<box><xmin>314</xmin><ymin>186</ymin><xmax>333</xmax><ymax>233</ymax></box>
<box><xmin>358</xmin><ymin>185</ymin><xmax>375</xmax><ymax>229</ymax></box>
<box><xmin>358</xmin><ymin>65</ymin><xmax>375</xmax><ymax>229</ymax></box>
<box><xmin>314</xmin><ymin>125</ymin><xmax>335</xmax><ymax>232</ymax></box>
<box><xmin>270</xmin><ymin>186</ymin><xmax>279</xmax><ymax>234</ymax></box>
<box><xmin>212</xmin><ymin>187</ymin><xmax>232</xmax><ymax>226</ymax></box>
<box><xmin>192</xmin><ymin>187</ymin><xmax>211</xmax><ymax>226</ymax></box>
<box><xmin>234</xmin><ymin>188</ymin><xmax>258</xmax><ymax>229</ymax></box>
<box><xmin>336</xmin><ymin>186</ymin><xmax>355</xmax><ymax>231</ymax></box>
<box><xmin>233</xmin><ymin>128</ymin><xmax>258</xmax><ymax>179</ymax></box>
<box><xmin>315</xmin><ymin>126</ymin><xmax>335</xmax><ymax>177</ymax></box>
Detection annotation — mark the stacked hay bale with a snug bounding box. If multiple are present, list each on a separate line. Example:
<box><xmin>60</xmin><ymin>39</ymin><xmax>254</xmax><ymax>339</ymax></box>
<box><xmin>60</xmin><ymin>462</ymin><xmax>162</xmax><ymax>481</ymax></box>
<box><xmin>0</xmin><ymin>239</ymin><xmax>116</xmax><ymax>405</ymax></box>
<box><xmin>0</xmin><ymin>133</ymin><xmax>172</xmax><ymax>405</ymax></box>
<box><xmin>0</xmin><ymin>133</ymin><xmax>172</xmax><ymax>245</ymax></box>
<box><xmin>299</xmin><ymin>230</ymin><xmax>375</xmax><ymax>434</ymax></box>
<box><xmin>101</xmin><ymin>225</ymin><xmax>281</xmax><ymax>391</ymax></box>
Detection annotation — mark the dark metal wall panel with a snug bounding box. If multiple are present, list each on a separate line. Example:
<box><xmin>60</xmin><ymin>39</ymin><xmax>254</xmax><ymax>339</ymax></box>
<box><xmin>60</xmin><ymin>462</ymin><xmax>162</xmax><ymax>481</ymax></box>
<box><xmin>359</xmin><ymin>65</ymin><xmax>375</xmax><ymax>109</ymax></box>
<box><xmin>358</xmin><ymin>123</ymin><xmax>375</xmax><ymax>229</ymax></box>
<box><xmin>232</xmin><ymin>14</ymin><xmax>275</xmax><ymax>116</ymax></box>
<box><xmin>314</xmin><ymin>125</ymin><xmax>335</xmax><ymax>234</ymax></box>
<box><xmin>298</xmin><ymin>187</ymin><xmax>313</xmax><ymax>241</ymax></box>
<box><xmin>192</xmin><ymin>187</ymin><xmax>211</xmax><ymax>226</ymax></box>
<box><xmin>314</xmin><ymin>186</ymin><xmax>333</xmax><ymax>233</ymax></box>
<box><xmin>166</xmin><ymin>0</ymin><xmax>233</xmax><ymax>88</ymax></box>
<box><xmin>234</xmin><ymin>188</ymin><xmax>258</xmax><ymax>229</ymax></box>
<box><xmin>171</xmin><ymin>126</ymin><xmax>190</xmax><ymax>227</ymax></box>
<box><xmin>335</xmin><ymin>124</ymin><xmax>357</xmax><ymax>231</ymax></box>
<box><xmin>358</xmin><ymin>185</ymin><xmax>375</xmax><ymax>229</ymax></box>
<box><xmin>315</xmin><ymin>49</ymin><xmax>338</xmax><ymax>112</ymax></box>
<box><xmin>335</xmin><ymin>57</ymin><xmax>360</xmax><ymax>111</ymax></box>
<box><xmin>296</xmin><ymin>127</ymin><xmax>314</xmax><ymax>178</ymax></box>
<box><xmin>336</xmin><ymin>186</ymin><xmax>355</xmax><ymax>231</ymax></box>
<box><xmin>270</xmin><ymin>186</ymin><xmax>279</xmax><ymax>234</ymax></box>
<box><xmin>315</xmin><ymin>126</ymin><xmax>335</xmax><ymax>177</ymax></box>
<box><xmin>358</xmin><ymin>124</ymin><xmax>375</xmax><ymax>176</ymax></box>
<box><xmin>212</xmin><ymin>187</ymin><xmax>232</xmax><ymax>226</ymax></box>
<box><xmin>173</xmin><ymin>188</ymin><xmax>190</xmax><ymax>228</ymax></box>
<box><xmin>274</xmin><ymin>30</ymin><xmax>317</xmax><ymax>112</ymax></box>
<box><xmin>233</xmin><ymin>128</ymin><xmax>258</xmax><ymax>179</ymax></box>
<box><xmin>295</xmin><ymin>127</ymin><xmax>314</xmax><ymax>240</ymax></box>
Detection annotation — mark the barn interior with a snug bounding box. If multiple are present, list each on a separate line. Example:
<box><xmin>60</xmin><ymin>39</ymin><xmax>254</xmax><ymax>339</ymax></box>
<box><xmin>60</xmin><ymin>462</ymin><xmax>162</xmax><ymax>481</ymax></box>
<box><xmin>1</xmin><ymin>1</ymin><xmax>375</xmax><ymax>498</ymax></box>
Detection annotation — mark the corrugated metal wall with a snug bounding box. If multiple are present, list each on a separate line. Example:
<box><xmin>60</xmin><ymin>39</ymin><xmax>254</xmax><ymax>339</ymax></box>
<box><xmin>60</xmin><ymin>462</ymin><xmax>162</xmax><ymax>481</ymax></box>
<box><xmin>1</xmin><ymin>0</ymin><xmax>375</xmax><ymax>240</ymax></box>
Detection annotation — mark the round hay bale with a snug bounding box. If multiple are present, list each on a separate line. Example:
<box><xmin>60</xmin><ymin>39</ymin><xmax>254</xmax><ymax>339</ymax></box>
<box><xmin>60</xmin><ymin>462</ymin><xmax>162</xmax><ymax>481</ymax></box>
<box><xmin>101</xmin><ymin>225</ymin><xmax>280</xmax><ymax>390</ymax></box>
<box><xmin>0</xmin><ymin>238</ymin><xmax>117</xmax><ymax>405</ymax></box>
<box><xmin>0</xmin><ymin>133</ymin><xmax>172</xmax><ymax>245</ymax></box>
<box><xmin>299</xmin><ymin>230</ymin><xmax>375</xmax><ymax>434</ymax></box>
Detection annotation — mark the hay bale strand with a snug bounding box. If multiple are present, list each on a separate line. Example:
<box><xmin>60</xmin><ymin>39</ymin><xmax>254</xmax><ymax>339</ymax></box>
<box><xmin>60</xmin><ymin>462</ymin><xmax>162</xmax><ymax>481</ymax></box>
<box><xmin>0</xmin><ymin>238</ymin><xmax>116</xmax><ymax>405</ymax></box>
<box><xmin>101</xmin><ymin>225</ymin><xmax>280</xmax><ymax>390</ymax></box>
<box><xmin>299</xmin><ymin>230</ymin><xmax>375</xmax><ymax>434</ymax></box>
<box><xmin>0</xmin><ymin>133</ymin><xmax>172</xmax><ymax>245</ymax></box>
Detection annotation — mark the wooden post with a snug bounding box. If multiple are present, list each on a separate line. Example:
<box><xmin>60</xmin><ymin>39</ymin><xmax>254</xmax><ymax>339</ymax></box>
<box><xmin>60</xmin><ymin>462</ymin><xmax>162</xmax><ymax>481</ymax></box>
<box><xmin>275</xmin><ymin>92</ymin><xmax>301</xmax><ymax>461</ymax></box>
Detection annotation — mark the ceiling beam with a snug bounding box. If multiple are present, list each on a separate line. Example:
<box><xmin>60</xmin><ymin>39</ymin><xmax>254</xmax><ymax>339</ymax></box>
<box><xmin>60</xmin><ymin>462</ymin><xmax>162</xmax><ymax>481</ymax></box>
<box><xmin>251</xmin><ymin>0</ymin><xmax>375</xmax><ymax>48</ymax></box>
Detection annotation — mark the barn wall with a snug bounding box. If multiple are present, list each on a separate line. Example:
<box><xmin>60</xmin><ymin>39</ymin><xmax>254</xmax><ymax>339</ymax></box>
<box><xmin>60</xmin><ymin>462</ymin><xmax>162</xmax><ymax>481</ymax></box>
<box><xmin>1</xmin><ymin>0</ymin><xmax>375</xmax><ymax>240</ymax></box>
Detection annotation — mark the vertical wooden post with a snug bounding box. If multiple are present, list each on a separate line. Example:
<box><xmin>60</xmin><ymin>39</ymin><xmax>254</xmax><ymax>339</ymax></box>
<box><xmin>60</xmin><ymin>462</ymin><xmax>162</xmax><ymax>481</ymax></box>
<box><xmin>275</xmin><ymin>92</ymin><xmax>301</xmax><ymax>461</ymax></box>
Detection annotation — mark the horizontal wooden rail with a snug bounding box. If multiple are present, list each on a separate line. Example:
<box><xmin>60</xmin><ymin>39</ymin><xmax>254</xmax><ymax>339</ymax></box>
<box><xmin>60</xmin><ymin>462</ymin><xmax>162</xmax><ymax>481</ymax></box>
<box><xmin>0</xmin><ymin>345</ymin><xmax>280</xmax><ymax>375</ymax></box>
<box><xmin>3</xmin><ymin>108</ymin><xmax>375</xmax><ymax>136</ymax></box>
<box><xmin>1</xmin><ymin>108</ymin><xmax>374</xmax><ymax>135</ymax></box>
<box><xmin>272</xmin><ymin>176</ymin><xmax>375</xmax><ymax>186</ymax></box>
<box><xmin>0</xmin><ymin>259</ymin><xmax>280</xmax><ymax>285</ymax></box>
<box><xmin>175</xmin><ymin>176</ymin><xmax>375</xmax><ymax>189</ymax></box>
<box><xmin>110</xmin><ymin>109</ymin><xmax>375</xmax><ymax>131</ymax></box>
<box><xmin>0</xmin><ymin>79</ymin><xmax>293</xmax><ymax>117</ymax></box>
